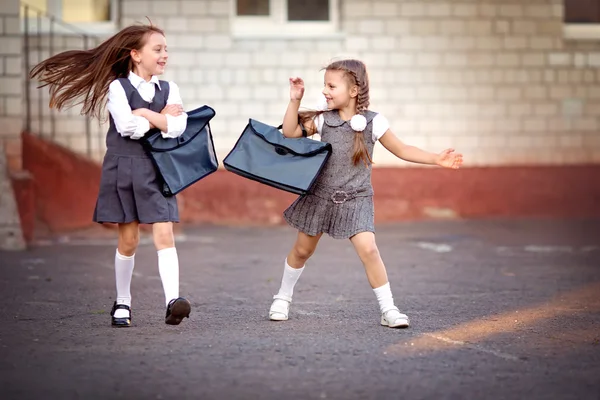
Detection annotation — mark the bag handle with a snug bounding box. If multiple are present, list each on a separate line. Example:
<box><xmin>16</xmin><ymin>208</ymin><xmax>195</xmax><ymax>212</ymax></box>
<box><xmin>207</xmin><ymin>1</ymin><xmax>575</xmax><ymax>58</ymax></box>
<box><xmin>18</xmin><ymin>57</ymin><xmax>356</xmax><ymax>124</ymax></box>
<box><xmin>276</xmin><ymin>117</ymin><xmax>308</xmax><ymax>138</ymax></box>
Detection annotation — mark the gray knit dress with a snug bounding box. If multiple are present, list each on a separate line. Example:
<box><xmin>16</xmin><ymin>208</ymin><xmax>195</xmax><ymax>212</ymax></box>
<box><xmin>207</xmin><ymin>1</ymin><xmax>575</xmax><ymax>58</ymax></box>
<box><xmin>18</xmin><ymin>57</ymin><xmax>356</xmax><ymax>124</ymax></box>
<box><xmin>283</xmin><ymin>110</ymin><xmax>378</xmax><ymax>239</ymax></box>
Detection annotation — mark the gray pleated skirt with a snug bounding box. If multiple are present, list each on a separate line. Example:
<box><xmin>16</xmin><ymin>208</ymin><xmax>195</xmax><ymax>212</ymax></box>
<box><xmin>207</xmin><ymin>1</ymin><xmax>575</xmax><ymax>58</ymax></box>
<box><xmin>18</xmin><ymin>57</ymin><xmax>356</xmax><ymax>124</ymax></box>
<box><xmin>283</xmin><ymin>185</ymin><xmax>375</xmax><ymax>239</ymax></box>
<box><xmin>93</xmin><ymin>154</ymin><xmax>179</xmax><ymax>224</ymax></box>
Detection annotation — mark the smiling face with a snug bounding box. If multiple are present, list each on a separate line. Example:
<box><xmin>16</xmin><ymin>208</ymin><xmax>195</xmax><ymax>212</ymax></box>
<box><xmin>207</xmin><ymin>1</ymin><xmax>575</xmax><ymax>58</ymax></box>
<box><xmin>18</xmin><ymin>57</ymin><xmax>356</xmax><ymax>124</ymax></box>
<box><xmin>322</xmin><ymin>69</ymin><xmax>358</xmax><ymax>111</ymax></box>
<box><xmin>130</xmin><ymin>32</ymin><xmax>168</xmax><ymax>80</ymax></box>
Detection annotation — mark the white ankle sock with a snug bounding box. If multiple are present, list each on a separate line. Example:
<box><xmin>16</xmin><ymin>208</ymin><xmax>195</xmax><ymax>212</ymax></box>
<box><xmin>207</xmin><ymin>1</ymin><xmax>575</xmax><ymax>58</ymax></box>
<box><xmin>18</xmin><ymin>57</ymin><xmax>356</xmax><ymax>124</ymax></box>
<box><xmin>114</xmin><ymin>250</ymin><xmax>134</xmax><ymax>318</ymax></box>
<box><xmin>276</xmin><ymin>259</ymin><xmax>304</xmax><ymax>300</ymax></box>
<box><xmin>158</xmin><ymin>247</ymin><xmax>179</xmax><ymax>307</ymax></box>
<box><xmin>373</xmin><ymin>282</ymin><xmax>396</xmax><ymax>313</ymax></box>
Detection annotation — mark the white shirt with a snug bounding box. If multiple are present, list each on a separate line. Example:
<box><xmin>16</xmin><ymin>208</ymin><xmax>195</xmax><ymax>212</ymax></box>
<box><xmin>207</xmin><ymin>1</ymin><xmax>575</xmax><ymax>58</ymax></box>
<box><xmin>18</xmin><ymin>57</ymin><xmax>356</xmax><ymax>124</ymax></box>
<box><xmin>107</xmin><ymin>71</ymin><xmax>187</xmax><ymax>140</ymax></box>
<box><xmin>313</xmin><ymin>113</ymin><xmax>390</xmax><ymax>142</ymax></box>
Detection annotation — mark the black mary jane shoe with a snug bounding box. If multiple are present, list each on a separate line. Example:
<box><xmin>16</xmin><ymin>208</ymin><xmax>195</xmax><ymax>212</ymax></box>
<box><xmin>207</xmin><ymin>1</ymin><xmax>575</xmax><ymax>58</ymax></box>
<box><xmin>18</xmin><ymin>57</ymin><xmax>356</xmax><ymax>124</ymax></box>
<box><xmin>165</xmin><ymin>297</ymin><xmax>191</xmax><ymax>325</ymax></box>
<box><xmin>110</xmin><ymin>302</ymin><xmax>132</xmax><ymax>328</ymax></box>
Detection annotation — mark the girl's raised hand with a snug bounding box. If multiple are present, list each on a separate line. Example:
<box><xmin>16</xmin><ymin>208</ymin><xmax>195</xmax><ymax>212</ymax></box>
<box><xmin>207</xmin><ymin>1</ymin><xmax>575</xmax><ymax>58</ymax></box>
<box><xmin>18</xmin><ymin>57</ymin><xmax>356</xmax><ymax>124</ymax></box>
<box><xmin>436</xmin><ymin>148</ymin><xmax>463</xmax><ymax>169</ymax></box>
<box><xmin>289</xmin><ymin>77</ymin><xmax>305</xmax><ymax>101</ymax></box>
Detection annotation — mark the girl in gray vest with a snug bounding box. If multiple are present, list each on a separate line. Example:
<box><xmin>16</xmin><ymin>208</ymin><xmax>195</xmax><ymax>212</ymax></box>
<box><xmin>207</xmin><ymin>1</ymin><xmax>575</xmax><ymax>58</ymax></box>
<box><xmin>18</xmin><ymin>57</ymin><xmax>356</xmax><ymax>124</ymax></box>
<box><xmin>269</xmin><ymin>59</ymin><xmax>463</xmax><ymax>328</ymax></box>
<box><xmin>31</xmin><ymin>24</ymin><xmax>192</xmax><ymax>327</ymax></box>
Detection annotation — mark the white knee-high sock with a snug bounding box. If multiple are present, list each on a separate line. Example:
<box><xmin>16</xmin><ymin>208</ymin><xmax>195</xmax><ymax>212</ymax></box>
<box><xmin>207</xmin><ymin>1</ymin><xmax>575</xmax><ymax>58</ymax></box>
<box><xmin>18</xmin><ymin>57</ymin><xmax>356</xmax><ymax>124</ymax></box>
<box><xmin>158</xmin><ymin>247</ymin><xmax>179</xmax><ymax>307</ymax></box>
<box><xmin>373</xmin><ymin>282</ymin><xmax>395</xmax><ymax>313</ymax></box>
<box><xmin>114</xmin><ymin>250</ymin><xmax>135</xmax><ymax>318</ymax></box>
<box><xmin>276</xmin><ymin>259</ymin><xmax>304</xmax><ymax>300</ymax></box>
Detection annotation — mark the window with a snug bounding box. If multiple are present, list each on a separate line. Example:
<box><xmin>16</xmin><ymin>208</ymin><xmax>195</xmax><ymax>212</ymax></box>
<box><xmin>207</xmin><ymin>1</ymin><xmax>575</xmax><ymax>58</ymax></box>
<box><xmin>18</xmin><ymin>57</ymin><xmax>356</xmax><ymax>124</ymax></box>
<box><xmin>564</xmin><ymin>0</ymin><xmax>600</xmax><ymax>23</ymax></box>
<box><xmin>232</xmin><ymin>0</ymin><xmax>339</xmax><ymax>37</ymax></box>
<box><xmin>563</xmin><ymin>0</ymin><xmax>600</xmax><ymax>40</ymax></box>
<box><xmin>21</xmin><ymin>0</ymin><xmax>119</xmax><ymax>35</ymax></box>
<box><xmin>236</xmin><ymin>0</ymin><xmax>270</xmax><ymax>16</ymax></box>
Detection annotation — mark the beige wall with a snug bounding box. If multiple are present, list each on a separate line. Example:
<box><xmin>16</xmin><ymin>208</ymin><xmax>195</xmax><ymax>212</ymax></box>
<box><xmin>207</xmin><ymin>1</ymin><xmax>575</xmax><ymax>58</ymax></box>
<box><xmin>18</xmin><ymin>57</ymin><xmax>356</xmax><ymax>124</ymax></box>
<box><xmin>20</xmin><ymin>0</ymin><xmax>46</xmax><ymax>14</ymax></box>
<box><xmin>116</xmin><ymin>0</ymin><xmax>600</xmax><ymax>166</ymax></box>
<box><xmin>21</xmin><ymin>0</ymin><xmax>111</xmax><ymax>22</ymax></box>
<box><xmin>62</xmin><ymin>0</ymin><xmax>110</xmax><ymax>22</ymax></box>
<box><xmin>18</xmin><ymin>0</ymin><xmax>600</xmax><ymax>166</ymax></box>
<box><xmin>0</xmin><ymin>0</ymin><xmax>25</xmax><ymax>250</ymax></box>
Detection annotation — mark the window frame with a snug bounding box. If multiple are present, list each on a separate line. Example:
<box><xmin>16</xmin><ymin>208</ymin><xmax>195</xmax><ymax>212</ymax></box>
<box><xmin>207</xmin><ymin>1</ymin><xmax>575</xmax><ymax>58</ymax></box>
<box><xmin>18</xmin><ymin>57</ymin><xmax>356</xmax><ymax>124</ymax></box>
<box><xmin>563</xmin><ymin>0</ymin><xmax>600</xmax><ymax>40</ymax></box>
<box><xmin>230</xmin><ymin>0</ymin><xmax>340</xmax><ymax>38</ymax></box>
<box><xmin>22</xmin><ymin>0</ymin><xmax>119</xmax><ymax>35</ymax></box>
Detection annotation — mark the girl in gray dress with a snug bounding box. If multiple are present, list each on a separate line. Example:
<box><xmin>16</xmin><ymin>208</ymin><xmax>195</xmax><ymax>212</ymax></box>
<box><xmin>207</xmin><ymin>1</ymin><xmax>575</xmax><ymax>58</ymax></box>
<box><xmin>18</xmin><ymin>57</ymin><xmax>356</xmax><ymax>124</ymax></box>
<box><xmin>269</xmin><ymin>59</ymin><xmax>463</xmax><ymax>328</ymax></box>
<box><xmin>31</xmin><ymin>24</ymin><xmax>192</xmax><ymax>327</ymax></box>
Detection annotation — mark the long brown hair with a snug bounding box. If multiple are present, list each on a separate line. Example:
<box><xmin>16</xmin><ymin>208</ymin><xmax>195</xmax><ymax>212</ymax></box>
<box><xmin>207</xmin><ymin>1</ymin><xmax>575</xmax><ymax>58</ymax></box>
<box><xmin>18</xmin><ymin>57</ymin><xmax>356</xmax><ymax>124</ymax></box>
<box><xmin>30</xmin><ymin>24</ymin><xmax>165</xmax><ymax>120</ymax></box>
<box><xmin>299</xmin><ymin>59</ymin><xmax>371</xmax><ymax>166</ymax></box>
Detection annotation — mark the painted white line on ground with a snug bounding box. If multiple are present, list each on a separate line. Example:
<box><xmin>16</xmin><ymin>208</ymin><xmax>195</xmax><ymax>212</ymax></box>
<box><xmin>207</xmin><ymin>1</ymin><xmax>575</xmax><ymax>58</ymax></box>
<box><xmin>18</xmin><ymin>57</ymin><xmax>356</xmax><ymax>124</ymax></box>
<box><xmin>496</xmin><ymin>245</ymin><xmax>599</xmax><ymax>254</ymax></box>
<box><xmin>21</xmin><ymin>258</ymin><xmax>46</xmax><ymax>265</ymax></box>
<box><xmin>32</xmin><ymin>234</ymin><xmax>215</xmax><ymax>247</ymax></box>
<box><xmin>417</xmin><ymin>242</ymin><xmax>453</xmax><ymax>253</ymax></box>
<box><xmin>581</xmin><ymin>246</ymin><xmax>599</xmax><ymax>252</ymax></box>
<box><xmin>524</xmin><ymin>245</ymin><xmax>573</xmax><ymax>253</ymax></box>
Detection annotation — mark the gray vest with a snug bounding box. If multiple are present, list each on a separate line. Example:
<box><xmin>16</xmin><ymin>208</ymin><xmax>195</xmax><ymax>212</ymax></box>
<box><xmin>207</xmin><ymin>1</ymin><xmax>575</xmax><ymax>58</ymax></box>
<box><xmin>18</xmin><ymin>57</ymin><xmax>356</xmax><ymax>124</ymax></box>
<box><xmin>105</xmin><ymin>78</ymin><xmax>170</xmax><ymax>157</ymax></box>
<box><xmin>315</xmin><ymin>110</ymin><xmax>378</xmax><ymax>190</ymax></box>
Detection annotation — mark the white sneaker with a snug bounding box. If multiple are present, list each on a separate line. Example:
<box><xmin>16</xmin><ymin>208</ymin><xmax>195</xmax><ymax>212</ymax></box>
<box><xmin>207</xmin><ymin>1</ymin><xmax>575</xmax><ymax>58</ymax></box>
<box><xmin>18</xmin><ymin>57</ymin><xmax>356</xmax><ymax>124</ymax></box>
<box><xmin>381</xmin><ymin>307</ymin><xmax>410</xmax><ymax>328</ymax></box>
<box><xmin>269</xmin><ymin>294</ymin><xmax>291</xmax><ymax>321</ymax></box>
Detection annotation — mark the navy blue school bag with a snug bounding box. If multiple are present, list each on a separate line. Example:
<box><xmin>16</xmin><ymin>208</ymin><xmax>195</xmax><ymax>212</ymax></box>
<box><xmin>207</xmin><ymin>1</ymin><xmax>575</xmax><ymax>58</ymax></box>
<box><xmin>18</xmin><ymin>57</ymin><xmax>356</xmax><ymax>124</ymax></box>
<box><xmin>223</xmin><ymin>119</ymin><xmax>332</xmax><ymax>195</ymax></box>
<box><xmin>142</xmin><ymin>105</ymin><xmax>218</xmax><ymax>196</ymax></box>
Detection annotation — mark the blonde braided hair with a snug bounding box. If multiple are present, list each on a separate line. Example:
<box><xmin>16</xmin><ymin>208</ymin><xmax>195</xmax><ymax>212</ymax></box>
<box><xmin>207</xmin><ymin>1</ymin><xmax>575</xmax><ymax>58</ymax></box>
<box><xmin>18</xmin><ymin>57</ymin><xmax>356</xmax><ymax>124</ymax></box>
<box><xmin>329</xmin><ymin>60</ymin><xmax>372</xmax><ymax>166</ymax></box>
<box><xmin>298</xmin><ymin>59</ymin><xmax>373</xmax><ymax>166</ymax></box>
<box><xmin>344</xmin><ymin>65</ymin><xmax>372</xmax><ymax>166</ymax></box>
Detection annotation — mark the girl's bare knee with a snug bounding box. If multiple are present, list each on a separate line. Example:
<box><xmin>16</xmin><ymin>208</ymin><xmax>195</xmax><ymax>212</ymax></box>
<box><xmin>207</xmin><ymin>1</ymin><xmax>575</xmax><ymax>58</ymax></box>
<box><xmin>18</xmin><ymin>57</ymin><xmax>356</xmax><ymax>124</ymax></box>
<box><xmin>359</xmin><ymin>244</ymin><xmax>380</xmax><ymax>262</ymax></box>
<box><xmin>154</xmin><ymin>234</ymin><xmax>174</xmax><ymax>249</ymax></box>
<box><xmin>118</xmin><ymin>235</ymin><xmax>139</xmax><ymax>255</ymax></box>
<box><xmin>118</xmin><ymin>222</ymin><xmax>139</xmax><ymax>255</ymax></box>
<box><xmin>153</xmin><ymin>223</ymin><xmax>174</xmax><ymax>250</ymax></box>
<box><xmin>292</xmin><ymin>243</ymin><xmax>315</xmax><ymax>262</ymax></box>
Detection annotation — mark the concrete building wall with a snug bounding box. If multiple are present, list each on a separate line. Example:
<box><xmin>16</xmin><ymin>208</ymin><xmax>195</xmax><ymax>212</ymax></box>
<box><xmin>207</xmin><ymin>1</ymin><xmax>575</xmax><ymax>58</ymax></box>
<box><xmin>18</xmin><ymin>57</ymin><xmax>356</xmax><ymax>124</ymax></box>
<box><xmin>14</xmin><ymin>0</ymin><xmax>600</xmax><ymax>166</ymax></box>
<box><xmin>0</xmin><ymin>0</ymin><xmax>24</xmax><ymax>170</ymax></box>
<box><xmin>115</xmin><ymin>0</ymin><xmax>600</xmax><ymax>166</ymax></box>
<box><xmin>0</xmin><ymin>0</ymin><xmax>25</xmax><ymax>250</ymax></box>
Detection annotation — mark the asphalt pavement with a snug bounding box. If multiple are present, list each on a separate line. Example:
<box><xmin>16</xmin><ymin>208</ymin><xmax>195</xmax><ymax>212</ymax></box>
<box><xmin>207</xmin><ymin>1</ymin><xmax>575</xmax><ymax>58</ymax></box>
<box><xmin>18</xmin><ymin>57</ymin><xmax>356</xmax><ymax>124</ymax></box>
<box><xmin>1</xmin><ymin>218</ymin><xmax>599</xmax><ymax>400</ymax></box>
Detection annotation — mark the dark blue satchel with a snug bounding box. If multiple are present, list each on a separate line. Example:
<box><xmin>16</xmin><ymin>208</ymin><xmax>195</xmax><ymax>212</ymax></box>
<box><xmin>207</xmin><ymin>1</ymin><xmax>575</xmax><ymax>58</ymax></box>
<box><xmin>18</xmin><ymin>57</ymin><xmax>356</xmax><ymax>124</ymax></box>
<box><xmin>142</xmin><ymin>105</ymin><xmax>218</xmax><ymax>196</ymax></box>
<box><xmin>223</xmin><ymin>119</ymin><xmax>332</xmax><ymax>195</ymax></box>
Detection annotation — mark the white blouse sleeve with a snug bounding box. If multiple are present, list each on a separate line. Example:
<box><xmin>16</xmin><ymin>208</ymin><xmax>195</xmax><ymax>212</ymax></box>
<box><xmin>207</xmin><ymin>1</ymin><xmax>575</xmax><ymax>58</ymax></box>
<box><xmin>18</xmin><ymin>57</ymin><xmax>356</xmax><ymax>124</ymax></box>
<box><xmin>106</xmin><ymin>80</ymin><xmax>149</xmax><ymax>140</ymax></box>
<box><xmin>161</xmin><ymin>81</ymin><xmax>188</xmax><ymax>139</ymax></box>
<box><xmin>372</xmin><ymin>113</ymin><xmax>390</xmax><ymax>142</ymax></box>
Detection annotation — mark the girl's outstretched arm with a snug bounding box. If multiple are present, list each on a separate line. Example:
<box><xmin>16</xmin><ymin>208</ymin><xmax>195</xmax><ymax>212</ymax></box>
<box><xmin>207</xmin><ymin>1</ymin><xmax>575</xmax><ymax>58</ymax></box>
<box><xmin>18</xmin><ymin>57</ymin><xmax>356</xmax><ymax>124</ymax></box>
<box><xmin>379</xmin><ymin>130</ymin><xmax>463</xmax><ymax>169</ymax></box>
